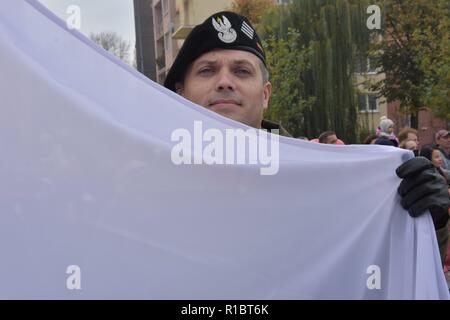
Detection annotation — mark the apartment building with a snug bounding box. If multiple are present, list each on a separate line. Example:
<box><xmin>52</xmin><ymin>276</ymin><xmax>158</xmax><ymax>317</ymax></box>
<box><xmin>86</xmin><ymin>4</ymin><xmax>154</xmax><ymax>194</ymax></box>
<box><xmin>152</xmin><ymin>0</ymin><xmax>233</xmax><ymax>84</ymax></box>
<box><xmin>354</xmin><ymin>57</ymin><xmax>388</xmax><ymax>134</ymax></box>
<box><xmin>134</xmin><ymin>0</ymin><xmax>156</xmax><ymax>81</ymax></box>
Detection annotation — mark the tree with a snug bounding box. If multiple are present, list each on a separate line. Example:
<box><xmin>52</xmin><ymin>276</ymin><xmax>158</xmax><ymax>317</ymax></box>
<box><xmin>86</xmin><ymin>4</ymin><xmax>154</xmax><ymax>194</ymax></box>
<box><xmin>260</xmin><ymin>0</ymin><xmax>371</xmax><ymax>142</ymax></box>
<box><xmin>230</xmin><ymin>0</ymin><xmax>275</xmax><ymax>25</ymax></box>
<box><xmin>257</xmin><ymin>3</ymin><xmax>292</xmax><ymax>39</ymax></box>
<box><xmin>414</xmin><ymin>0</ymin><xmax>450</xmax><ymax>120</ymax></box>
<box><xmin>263</xmin><ymin>30</ymin><xmax>316</xmax><ymax>137</ymax></box>
<box><xmin>370</xmin><ymin>0</ymin><xmax>450</xmax><ymax>125</ymax></box>
<box><xmin>90</xmin><ymin>32</ymin><xmax>131</xmax><ymax>65</ymax></box>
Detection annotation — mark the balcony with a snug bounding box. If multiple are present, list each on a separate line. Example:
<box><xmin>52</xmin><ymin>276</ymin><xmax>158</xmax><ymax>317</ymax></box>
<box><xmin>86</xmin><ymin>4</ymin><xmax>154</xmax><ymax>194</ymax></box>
<box><xmin>155</xmin><ymin>23</ymin><xmax>164</xmax><ymax>39</ymax></box>
<box><xmin>153</xmin><ymin>1</ymin><xmax>163</xmax><ymax>39</ymax></box>
<box><xmin>172</xmin><ymin>25</ymin><xmax>194</xmax><ymax>39</ymax></box>
<box><xmin>156</xmin><ymin>55</ymin><xmax>166</xmax><ymax>70</ymax></box>
<box><xmin>157</xmin><ymin>67</ymin><xmax>166</xmax><ymax>84</ymax></box>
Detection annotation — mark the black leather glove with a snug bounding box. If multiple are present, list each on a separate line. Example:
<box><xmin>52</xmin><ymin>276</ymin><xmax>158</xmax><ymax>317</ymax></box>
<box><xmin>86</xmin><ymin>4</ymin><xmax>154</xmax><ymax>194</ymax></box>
<box><xmin>396</xmin><ymin>156</ymin><xmax>450</xmax><ymax>229</ymax></box>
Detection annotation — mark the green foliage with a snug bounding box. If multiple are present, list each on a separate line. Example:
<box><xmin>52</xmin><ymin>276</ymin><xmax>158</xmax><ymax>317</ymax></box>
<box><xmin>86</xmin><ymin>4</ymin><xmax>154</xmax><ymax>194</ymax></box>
<box><xmin>230</xmin><ymin>0</ymin><xmax>275</xmax><ymax>25</ymax></box>
<box><xmin>370</xmin><ymin>0</ymin><xmax>450</xmax><ymax>122</ymax></box>
<box><xmin>257</xmin><ymin>4</ymin><xmax>292</xmax><ymax>39</ymax></box>
<box><xmin>263</xmin><ymin>30</ymin><xmax>315</xmax><ymax>137</ymax></box>
<box><xmin>260</xmin><ymin>0</ymin><xmax>371</xmax><ymax>142</ymax></box>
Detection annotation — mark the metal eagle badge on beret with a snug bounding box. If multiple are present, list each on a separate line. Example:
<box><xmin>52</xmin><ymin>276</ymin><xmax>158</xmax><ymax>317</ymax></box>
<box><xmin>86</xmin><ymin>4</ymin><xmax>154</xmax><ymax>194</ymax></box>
<box><xmin>212</xmin><ymin>15</ymin><xmax>237</xmax><ymax>43</ymax></box>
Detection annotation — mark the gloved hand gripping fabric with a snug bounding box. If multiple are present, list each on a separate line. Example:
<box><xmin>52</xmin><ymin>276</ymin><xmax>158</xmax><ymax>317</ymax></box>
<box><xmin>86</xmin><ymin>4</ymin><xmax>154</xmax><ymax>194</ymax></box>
<box><xmin>396</xmin><ymin>157</ymin><xmax>450</xmax><ymax>229</ymax></box>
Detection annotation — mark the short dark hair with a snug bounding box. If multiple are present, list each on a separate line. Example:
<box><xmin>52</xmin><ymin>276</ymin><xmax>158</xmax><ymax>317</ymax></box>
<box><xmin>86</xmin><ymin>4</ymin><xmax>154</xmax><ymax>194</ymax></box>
<box><xmin>319</xmin><ymin>131</ymin><xmax>336</xmax><ymax>143</ymax></box>
<box><xmin>260</xmin><ymin>60</ymin><xmax>269</xmax><ymax>83</ymax></box>
<box><xmin>363</xmin><ymin>134</ymin><xmax>378</xmax><ymax>144</ymax></box>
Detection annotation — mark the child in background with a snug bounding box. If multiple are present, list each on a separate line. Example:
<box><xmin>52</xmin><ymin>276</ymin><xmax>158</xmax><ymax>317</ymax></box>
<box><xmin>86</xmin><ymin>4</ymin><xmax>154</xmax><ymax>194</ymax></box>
<box><xmin>376</xmin><ymin>116</ymin><xmax>399</xmax><ymax>147</ymax></box>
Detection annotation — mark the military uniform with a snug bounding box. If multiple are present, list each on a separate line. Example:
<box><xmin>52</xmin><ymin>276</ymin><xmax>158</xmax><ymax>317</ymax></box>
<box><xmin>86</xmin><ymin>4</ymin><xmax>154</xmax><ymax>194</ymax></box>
<box><xmin>261</xmin><ymin>119</ymin><xmax>292</xmax><ymax>137</ymax></box>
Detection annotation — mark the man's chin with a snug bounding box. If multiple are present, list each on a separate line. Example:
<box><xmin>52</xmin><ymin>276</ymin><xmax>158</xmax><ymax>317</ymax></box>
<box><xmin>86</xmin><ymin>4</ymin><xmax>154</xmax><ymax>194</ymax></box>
<box><xmin>208</xmin><ymin>105</ymin><xmax>237</xmax><ymax>119</ymax></box>
<box><xmin>208</xmin><ymin>103</ymin><xmax>241</xmax><ymax>114</ymax></box>
<box><xmin>217</xmin><ymin>112</ymin><xmax>259</xmax><ymax>128</ymax></box>
<box><xmin>205</xmin><ymin>106</ymin><xmax>259</xmax><ymax>128</ymax></box>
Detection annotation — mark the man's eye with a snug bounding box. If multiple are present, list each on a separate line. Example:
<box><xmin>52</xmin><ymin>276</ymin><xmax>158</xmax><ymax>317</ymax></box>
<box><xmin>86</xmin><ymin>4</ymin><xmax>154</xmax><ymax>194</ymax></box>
<box><xmin>198</xmin><ymin>68</ymin><xmax>214</xmax><ymax>75</ymax></box>
<box><xmin>236</xmin><ymin>69</ymin><xmax>251</xmax><ymax>75</ymax></box>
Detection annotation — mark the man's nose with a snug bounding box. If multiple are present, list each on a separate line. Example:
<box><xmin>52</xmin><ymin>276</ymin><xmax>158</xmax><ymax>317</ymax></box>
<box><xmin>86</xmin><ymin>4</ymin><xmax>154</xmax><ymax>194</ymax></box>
<box><xmin>215</xmin><ymin>70</ymin><xmax>235</xmax><ymax>91</ymax></box>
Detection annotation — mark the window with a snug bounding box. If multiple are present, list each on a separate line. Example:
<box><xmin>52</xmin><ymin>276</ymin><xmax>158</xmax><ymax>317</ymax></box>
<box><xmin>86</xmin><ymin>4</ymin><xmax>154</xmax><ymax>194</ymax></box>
<box><xmin>163</xmin><ymin>0</ymin><xmax>169</xmax><ymax>15</ymax></box>
<box><xmin>183</xmin><ymin>0</ymin><xmax>189</xmax><ymax>24</ymax></box>
<box><xmin>355</xmin><ymin>57</ymin><xmax>377</xmax><ymax>74</ymax></box>
<box><xmin>358</xmin><ymin>94</ymin><xmax>378</xmax><ymax>112</ymax></box>
<box><xmin>164</xmin><ymin>32</ymin><xmax>170</xmax><ymax>52</ymax></box>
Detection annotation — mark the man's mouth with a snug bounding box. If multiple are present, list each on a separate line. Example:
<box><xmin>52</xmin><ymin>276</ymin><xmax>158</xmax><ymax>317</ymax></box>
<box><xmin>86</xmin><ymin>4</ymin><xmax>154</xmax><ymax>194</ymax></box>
<box><xmin>209</xmin><ymin>99</ymin><xmax>241</xmax><ymax>109</ymax></box>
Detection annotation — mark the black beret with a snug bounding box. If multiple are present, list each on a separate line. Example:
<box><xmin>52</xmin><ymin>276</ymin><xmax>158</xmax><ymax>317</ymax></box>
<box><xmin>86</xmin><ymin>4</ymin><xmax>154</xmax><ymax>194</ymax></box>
<box><xmin>164</xmin><ymin>11</ymin><xmax>266</xmax><ymax>92</ymax></box>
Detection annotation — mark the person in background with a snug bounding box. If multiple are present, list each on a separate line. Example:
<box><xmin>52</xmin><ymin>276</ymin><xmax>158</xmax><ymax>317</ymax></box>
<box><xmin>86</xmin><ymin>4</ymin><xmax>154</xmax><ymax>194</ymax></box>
<box><xmin>420</xmin><ymin>145</ymin><xmax>450</xmax><ymax>187</ymax></box>
<box><xmin>435</xmin><ymin>130</ymin><xmax>450</xmax><ymax>174</ymax></box>
<box><xmin>398</xmin><ymin>128</ymin><xmax>420</xmax><ymax>148</ymax></box>
<box><xmin>374</xmin><ymin>136</ymin><xmax>396</xmax><ymax>146</ymax></box>
<box><xmin>420</xmin><ymin>145</ymin><xmax>450</xmax><ymax>269</ymax></box>
<box><xmin>444</xmin><ymin>236</ymin><xmax>450</xmax><ymax>292</ymax></box>
<box><xmin>363</xmin><ymin>134</ymin><xmax>378</xmax><ymax>144</ymax></box>
<box><xmin>318</xmin><ymin>131</ymin><xmax>338</xmax><ymax>144</ymax></box>
<box><xmin>399</xmin><ymin>139</ymin><xmax>419</xmax><ymax>156</ymax></box>
<box><xmin>377</xmin><ymin>116</ymin><xmax>398</xmax><ymax>147</ymax></box>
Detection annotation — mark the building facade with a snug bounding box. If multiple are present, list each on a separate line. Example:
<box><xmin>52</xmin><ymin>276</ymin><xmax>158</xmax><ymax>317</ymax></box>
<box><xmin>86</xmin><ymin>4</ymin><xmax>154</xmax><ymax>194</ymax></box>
<box><xmin>134</xmin><ymin>0</ymin><xmax>157</xmax><ymax>81</ymax></box>
<box><xmin>152</xmin><ymin>0</ymin><xmax>233</xmax><ymax>84</ymax></box>
<box><xmin>387</xmin><ymin>102</ymin><xmax>449</xmax><ymax>146</ymax></box>
<box><xmin>354</xmin><ymin>57</ymin><xmax>388</xmax><ymax>136</ymax></box>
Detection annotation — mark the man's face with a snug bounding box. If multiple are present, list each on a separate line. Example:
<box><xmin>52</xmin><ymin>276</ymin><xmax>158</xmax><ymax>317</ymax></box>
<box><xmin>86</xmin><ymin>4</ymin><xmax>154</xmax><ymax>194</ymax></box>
<box><xmin>437</xmin><ymin>135</ymin><xmax>449</xmax><ymax>150</ymax></box>
<box><xmin>326</xmin><ymin>134</ymin><xmax>338</xmax><ymax>144</ymax></box>
<box><xmin>175</xmin><ymin>49</ymin><xmax>272</xmax><ymax>128</ymax></box>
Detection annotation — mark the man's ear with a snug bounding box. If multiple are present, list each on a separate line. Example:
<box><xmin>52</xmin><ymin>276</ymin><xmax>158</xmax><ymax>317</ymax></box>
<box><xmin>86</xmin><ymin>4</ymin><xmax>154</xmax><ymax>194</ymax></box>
<box><xmin>175</xmin><ymin>82</ymin><xmax>184</xmax><ymax>95</ymax></box>
<box><xmin>262</xmin><ymin>81</ymin><xmax>272</xmax><ymax>112</ymax></box>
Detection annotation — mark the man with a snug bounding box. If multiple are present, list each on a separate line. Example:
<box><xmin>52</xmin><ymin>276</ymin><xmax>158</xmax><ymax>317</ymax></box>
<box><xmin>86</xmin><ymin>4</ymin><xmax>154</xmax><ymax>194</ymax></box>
<box><xmin>318</xmin><ymin>131</ymin><xmax>345</xmax><ymax>145</ymax></box>
<box><xmin>318</xmin><ymin>131</ymin><xmax>338</xmax><ymax>144</ymax></box>
<box><xmin>398</xmin><ymin>128</ymin><xmax>420</xmax><ymax>148</ymax></box>
<box><xmin>164</xmin><ymin>11</ymin><xmax>449</xmax><ymax>261</ymax></box>
<box><xmin>436</xmin><ymin>129</ymin><xmax>450</xmax><ymax>173</ymax></box>
<box><xmin>164</xmin><ymin>12</ymin><xmax>291</xmax><ymax>137</ymax></box>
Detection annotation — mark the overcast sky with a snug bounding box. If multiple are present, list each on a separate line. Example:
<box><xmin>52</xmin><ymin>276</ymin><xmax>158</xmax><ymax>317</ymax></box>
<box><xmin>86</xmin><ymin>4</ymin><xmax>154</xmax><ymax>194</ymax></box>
<box><xmin>39</xmin><ymin>0</ymin><xmax>136</xmax><ymax>55</ymax></box>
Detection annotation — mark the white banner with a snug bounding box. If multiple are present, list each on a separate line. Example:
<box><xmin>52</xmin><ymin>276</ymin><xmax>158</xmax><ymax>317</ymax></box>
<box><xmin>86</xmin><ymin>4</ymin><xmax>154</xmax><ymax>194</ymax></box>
<box><xmin>0</xmin><ymin>0</ymin><xmax>448</xmax><ymax>299</ymax></box>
